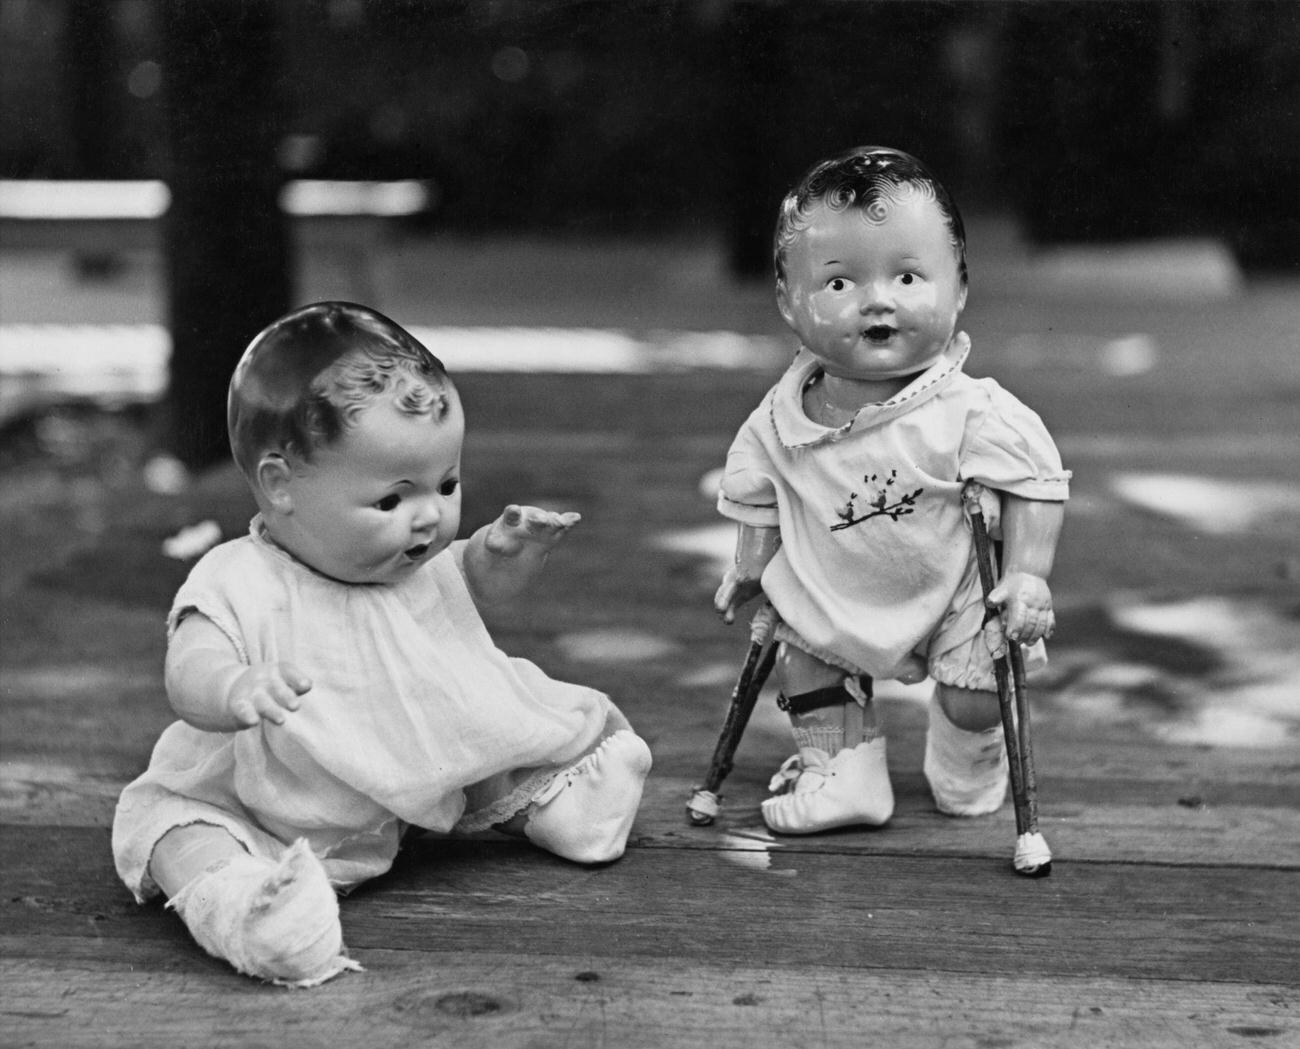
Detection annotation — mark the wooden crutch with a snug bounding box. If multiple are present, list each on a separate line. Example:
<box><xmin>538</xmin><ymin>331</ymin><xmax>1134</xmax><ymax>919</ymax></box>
<box><xmin>962</xmin><ymin>482</ymin><xmax>1053</xmax><ymax>877</ymax></box>
<box><xmin>686</xmin><ymin>604</ymin><xmax>779</xmax><ymax>825</ymax></box>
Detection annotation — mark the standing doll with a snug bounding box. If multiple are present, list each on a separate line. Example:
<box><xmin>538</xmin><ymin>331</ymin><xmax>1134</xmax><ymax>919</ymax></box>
<box><xmin>114</xmin><ymin>302</ymin><xmax>652</xmax><ymax>986</ymax></box>
<box><xmin>714</xmin><ymin>147</ymin><xmax>1069</xmax><ymax>834</ymax></box>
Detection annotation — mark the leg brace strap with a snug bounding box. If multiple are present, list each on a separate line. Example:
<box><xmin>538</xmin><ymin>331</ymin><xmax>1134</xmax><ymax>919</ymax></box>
<box><xmin>778</xmin><ymin>675</ymin><xmax>874</xmax><ymax>714</ymax></box>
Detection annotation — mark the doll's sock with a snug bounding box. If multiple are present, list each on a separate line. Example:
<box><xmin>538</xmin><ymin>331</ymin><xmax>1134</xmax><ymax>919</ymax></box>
<box><xmin>524</xmin><ymin>730</ymin><xmax>652</xmax><ymax>864</ymax></box>
<box><xmin>166</xmin><ymin>838</ymin><xmax>360</xmax><ymax>987</ymax></box>
<box><xmin>785</xmin><ymin>677</ymin><xmax>879</xmax><ymax>754</ymax></box>
<box><xmin>923</xmin><ymin>697</ymin><xmax>1008</xmax><ymax>816</ymax></box>
<box><xmin>790</xmin><ymin>719</ymin><xmax>843</xmax><ymax>755</ymax></box>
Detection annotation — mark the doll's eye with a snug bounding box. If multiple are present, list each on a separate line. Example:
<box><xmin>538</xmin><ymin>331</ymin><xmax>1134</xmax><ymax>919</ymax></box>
<box><xmin>375</xmin><ymin>494</ymin><xmax>402</xmax><ymax>512</ymax></box>
<box><xmin>827</xmin><ymin>277</ymin><xmax>851</xmax><ymax>292</ymax></box>
<box><xmin>438</xmin><ymin>478</ymin><xmax>460</xmax><ymax>496</ymax></box>
<box><xmin>899</xmin><ymin>272</ymin><xmax>918</xmax><ymax>285</ymax></box>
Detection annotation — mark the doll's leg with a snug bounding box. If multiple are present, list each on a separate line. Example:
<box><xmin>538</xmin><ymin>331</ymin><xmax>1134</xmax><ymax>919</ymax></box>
<box><xmin>777</xmin><ymin>642</ymin><xmax>882</xmax><ymax>751</ymax></box>
<box><xmin>150</xmin><ymin>823</ymin><xmax>359</xmax><ymax>986</ymax></box>
<box><xmin>522</xmin><ymin>731</ymin><xmax>653</xmax><ymax>864</ymax></box>
<box><xmin>761</xmin><ymin>644</ymin><xmax>893</xmax><ymax>834</ymax></box>
<box><xmin>924</xmin><ymin>683</ymin><xmax>1008</xmax><ymax>816</ymax></box>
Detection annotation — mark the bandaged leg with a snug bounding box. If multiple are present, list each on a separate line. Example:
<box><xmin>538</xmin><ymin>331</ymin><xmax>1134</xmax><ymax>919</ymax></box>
<box><xmin>151</xmin><ymin>824</ymin><xmax>360</xmax><ymax>987</ymax></box>
<box><xmin>924</xmin><ymin>689</ymin><xmax>1009</xmax><ymax>816</ymax></box>
<box><xmin>524</xmin><ymin>730</ymin><xmax>652</xmax><ymax>864</ymax></box>
<box><xmin>762</xmin><ymin>680</ymin><xmax>893</xmax><ymax>834</ymax></box>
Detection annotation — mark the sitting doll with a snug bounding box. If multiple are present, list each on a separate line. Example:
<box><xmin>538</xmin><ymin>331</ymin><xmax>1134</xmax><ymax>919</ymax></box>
<box><xmin>113</xmin><ymin>302</ymin><xmax>652</xmax><ymax>985</ymax></box>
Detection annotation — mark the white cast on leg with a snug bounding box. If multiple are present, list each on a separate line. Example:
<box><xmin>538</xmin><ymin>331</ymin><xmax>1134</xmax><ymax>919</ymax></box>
<box><xmin>167</xmin><ymin>838</ymin><xmax>361</xmax><ymax>987</ymax></box>
<box><xmin>923</xmin><ymin>698</ymin><xmax>1008</xmax><ymax>816</ymax></box>
<box><xmin>524</xmin><ymin>730</ymin><xmax>652</xmax><ymax>864</ymax></box>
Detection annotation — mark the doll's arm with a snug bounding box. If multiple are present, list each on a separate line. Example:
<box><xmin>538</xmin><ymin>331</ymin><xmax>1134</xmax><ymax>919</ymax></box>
<box><xmin>987</xmin><ymin>494</ymin><xmax>1064</xmax><ymax>645</ymax></box>
<box><xmin>460</xmin><ymin>504</ymin><xmax>581</xmax><ymax>611</ymax></box>
<box><xmin>165</xmin><ymin>613</ymin><xmax>312</xmax><ymax>732</ymax></box>
<box><xmin>713</xmin><ymin>523</ymin><xmax>781</xmax><ymax>624</ymax></box>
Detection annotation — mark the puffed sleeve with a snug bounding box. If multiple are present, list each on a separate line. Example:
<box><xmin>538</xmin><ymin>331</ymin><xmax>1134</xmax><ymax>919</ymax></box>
<box><xmin>167</xmin><ymin>540</ymin><xmax>253</xmax><ymax>661</ymax></box>
<box><xmin>962</xmin><ymin>379</ymin><xmax>1071</xmax><ymax>501</ymax></box>
<box><xmin>716</xmin><ymin>411</ymin><xmax>781</xmax><ymax>528</ymax></box>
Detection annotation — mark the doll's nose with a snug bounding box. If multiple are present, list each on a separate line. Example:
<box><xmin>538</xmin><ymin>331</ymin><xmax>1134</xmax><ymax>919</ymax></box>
<box><xmin>859</xmin><ymin>280</ymin><xmax>894</xmax><ymax>312</ymax></box>
<box><xmin>411</xmin><ymin>496</ymin><xmax>441</xmax><ymax>533</ymax></box>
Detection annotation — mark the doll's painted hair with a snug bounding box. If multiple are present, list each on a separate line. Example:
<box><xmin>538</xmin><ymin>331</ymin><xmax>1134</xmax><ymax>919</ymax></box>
<box><xmin>227</xmin><ymin>301</ymin><xmax>452</xmax><ymax>477</ymax></box>
<box><xmin>773</xmin><ymin>146</ymin><xmax>968</xmax><ymax>290</ymax></box>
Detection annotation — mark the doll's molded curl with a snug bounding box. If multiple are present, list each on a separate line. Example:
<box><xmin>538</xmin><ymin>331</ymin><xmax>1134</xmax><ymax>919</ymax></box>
<box><xmin>773</xmin><ymin>146</ymin><xmax>967</xmax><ymax>289</ymax></box>
<box><xmin>226</xmin><ymin>301</ymin><xmax>451</xmax><ymax>477</ymax></box>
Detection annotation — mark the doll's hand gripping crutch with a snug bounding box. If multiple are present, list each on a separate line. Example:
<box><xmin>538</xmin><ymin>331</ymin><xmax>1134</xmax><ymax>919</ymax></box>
<box><xmin>962</xmin><ymin>482</ymin><xmax>1053</xmax><ymax>877</ymax></box>
<box><xmin>687</xmin><ymin>603</ymin><xmax>779</xmax><ymax>825</ymax></box>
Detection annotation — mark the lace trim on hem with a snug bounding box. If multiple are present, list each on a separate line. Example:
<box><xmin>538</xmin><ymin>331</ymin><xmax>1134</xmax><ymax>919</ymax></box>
<box><xmin>451</xmin><ymin>721</ymin><xmax>630</xmax><ymax>834</ymax></box>
<box><xmin>930</xmin><ymin>637</ymin><xmax>1048</xmax><ymax>693</ymax></box>
<box><xmin>452</xmin><ymin>767</ymin><xmax>561</xmax><ymax>835</ymax></box>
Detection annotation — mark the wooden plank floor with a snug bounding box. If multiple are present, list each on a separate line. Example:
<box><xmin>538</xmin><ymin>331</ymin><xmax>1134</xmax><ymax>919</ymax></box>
<box><xmin>5</xmin><ymin>258</ymin><xmax>1300</xmax><ymax>1045</ymax></box>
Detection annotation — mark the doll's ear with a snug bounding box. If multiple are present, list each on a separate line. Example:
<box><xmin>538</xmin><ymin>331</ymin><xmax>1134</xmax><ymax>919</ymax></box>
<box><xmin>255</xmin><ymin>453</ymin><xmax>294</xmax><ymax>514</ymax></box>
<box><xmin>775</xmin><ymin>282</ymin><xmax>797</xmax><ymax>330</ymax></box>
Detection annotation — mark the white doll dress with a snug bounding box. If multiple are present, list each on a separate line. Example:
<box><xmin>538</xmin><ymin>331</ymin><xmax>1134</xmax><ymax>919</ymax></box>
<box><xmin>113</xmin><ymin>519</ymin><xmax>620</xmax><ymax>899</ymax></box>
<box><xmin>716</xmin><ymin>338</ymin><xmax>1070</xmax><ymax>685</ymax></box>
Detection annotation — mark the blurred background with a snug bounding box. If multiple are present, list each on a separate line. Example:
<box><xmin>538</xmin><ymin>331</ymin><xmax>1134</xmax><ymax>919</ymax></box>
<box><xmin>1</xmin><ymin>1</ymin><xmax>1298</xmax><ymax>782</ymax></box>
<box><xmin>3</xmin><ymin>0</ymin><xmax>1299</xmax><ymax>466</ymax></box>
<box><xmin>5</xmin><ymin>1</ymin><xmax>1299</xmax><ymax>251</ymax></box>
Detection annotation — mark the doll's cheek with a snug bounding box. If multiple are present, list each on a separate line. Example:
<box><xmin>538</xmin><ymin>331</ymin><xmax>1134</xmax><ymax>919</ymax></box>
<box><xmin>805</xmin><ymin>298</ymin><xmax>847</xmax><ymax>329</ymax></box>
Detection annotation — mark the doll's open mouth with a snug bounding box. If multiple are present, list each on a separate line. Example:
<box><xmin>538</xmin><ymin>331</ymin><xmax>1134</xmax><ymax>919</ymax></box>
<box><xmin>405</xmin><ymin>543</ymin><xmax>431</xmax><ymax>560</ymax></box>
<box><xmin>863</xmin><ymin>325</ymin><xmax>897</xmax><ymax>342</ymax></box>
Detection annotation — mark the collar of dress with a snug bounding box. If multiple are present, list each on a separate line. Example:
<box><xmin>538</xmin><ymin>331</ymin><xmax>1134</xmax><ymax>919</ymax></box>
<box><xmin>770</xmin><ymin>338</ymin><xmax>971</xmax><ymax>450</ymax></box>
<box><xmin>247</xmin><ymin>514</ymin><xmax>367</xmax><ymax>588</ymax></box>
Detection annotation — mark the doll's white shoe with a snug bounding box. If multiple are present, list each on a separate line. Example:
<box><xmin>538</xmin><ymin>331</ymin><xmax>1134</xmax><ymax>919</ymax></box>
<box><xmin>524</xmin><ymin>730</ymin><xmax>652</xmax><ymax>864</ymax></box>
<box><xmin>923</xmin><ymin>701</ymin><xmax>1009</xmax><ymax>816</ymax></box>
<box><xmin>167</xmin><ymin>838</ymin><xmax>361</xmax><ymax>987</ymax></box>
<box><xmin>761</xmin><ymin>738</ymin><xmax>894</xmax><ymax>834</ymax></box>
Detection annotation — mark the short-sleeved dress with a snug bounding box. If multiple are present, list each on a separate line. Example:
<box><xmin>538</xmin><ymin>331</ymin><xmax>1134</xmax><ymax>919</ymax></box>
<box><xmin>717</xmin><ymin>339</ymin><xmax>1070</xmax><ymax>688</ymax></box>
<box><xmin>112</xmin><ymin>520</ymin><xmax>623</xmax><ymax>900</ymax></box>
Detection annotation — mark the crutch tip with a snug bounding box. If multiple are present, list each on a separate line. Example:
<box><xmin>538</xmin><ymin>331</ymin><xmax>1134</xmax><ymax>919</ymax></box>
<box><xmin>686</xmin><ymin>789</ymin><xmax>720</xmax><ymax>825</ymax></box>
<box><xmin>1013</xmin><ymin>831</ymin><xmax>1053</xmax><ymax>877</ymax></box>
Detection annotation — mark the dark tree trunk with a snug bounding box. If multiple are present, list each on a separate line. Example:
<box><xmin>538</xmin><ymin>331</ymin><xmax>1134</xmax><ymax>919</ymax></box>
<box><xmin>162</xmin><ymin>0</ymin><xmax>291</xmax><ymax>471</ymax></box>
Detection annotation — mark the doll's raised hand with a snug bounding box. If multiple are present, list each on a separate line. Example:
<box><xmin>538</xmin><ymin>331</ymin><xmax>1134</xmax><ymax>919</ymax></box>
<box><xmin>482</xmin><ymin>504</ymin><xmax>581</xmax><ymax>558</ymax></box>
<box><xmin>225</xmin><ymin>662</ymin><xmax>313</xmax><ymax>728</ymax></box>
<box><xmin>462</xmin><ymin>504</ymin><xmax>581</xmax><ymax>610</ymax></box>
<box><xmin>987</xmin><ymin>572</ymin><xmax>1055</xmax><ymax>645</ymax></box>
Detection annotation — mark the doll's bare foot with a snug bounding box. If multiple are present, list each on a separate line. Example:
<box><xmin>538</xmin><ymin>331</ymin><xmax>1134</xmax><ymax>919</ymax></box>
<box><xmin>923</xmin><ymin>699</ymin><xmax>1008</xmax><ymax>816</ymax></box>
<box><xmin>168</xmin><ymin>839</ymin><xmax>360</xmax><ymax>986</ymax></box>
<box><xmin>761</xmin><ymin>739</ymin><xmax>894</xmax><ymax>834</ymax></box>
<box><xmin>524</xmin><ymin>731</ymin><xmax>652</xmax><ymax>864</ymax></box>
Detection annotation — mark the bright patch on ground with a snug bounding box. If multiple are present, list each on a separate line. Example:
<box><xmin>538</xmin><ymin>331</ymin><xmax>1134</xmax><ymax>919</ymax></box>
<box><xmin>649</xmin><ymin>522</ymin><xmax>735</xmax><ymax>578</ymax></box>
<box><xmin>1097</xmin><ymin>334</ymin><xmax>1159</xmax><ymax>376</ymax></box>
<box><xmin>1111</xmin><ymin>472</ymin><xmax>1300</xmax><ymax>534</ymax></box>
<box><xmin>716</xmin><ymin>829</ymin><xmax>796</xmax><ymax>875</ymax></box>
<box><xmin>1051</xmin><ymin>594</ymin><xmax>1300</xmax><ymax>747</ymax></box>
<box><xmin>553</xmin><ymin>628</ymin><xmax>679</xmax><ymax>664</ymax></box>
